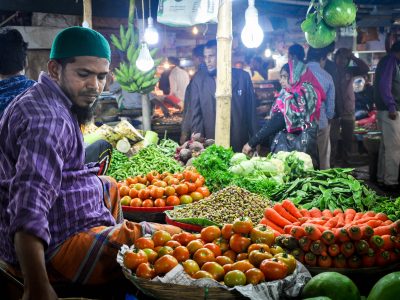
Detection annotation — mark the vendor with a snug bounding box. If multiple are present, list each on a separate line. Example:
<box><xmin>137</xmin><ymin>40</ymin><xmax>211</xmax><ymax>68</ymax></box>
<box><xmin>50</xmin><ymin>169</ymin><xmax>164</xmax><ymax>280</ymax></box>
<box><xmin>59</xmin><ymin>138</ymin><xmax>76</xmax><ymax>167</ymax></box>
<box><xmin>0</xmin><ymin>26</ymin><xmax>181</xmax><ymax>300</ymax></box>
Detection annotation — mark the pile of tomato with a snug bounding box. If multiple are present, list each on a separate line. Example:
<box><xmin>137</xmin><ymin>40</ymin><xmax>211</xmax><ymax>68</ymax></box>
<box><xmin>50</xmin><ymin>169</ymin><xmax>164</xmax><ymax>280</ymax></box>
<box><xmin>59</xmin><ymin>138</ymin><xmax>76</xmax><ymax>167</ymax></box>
<box><xmin>123</xmin><ymin>218</ymin><xmax>297</xmax><ymax>287</ymax></box>
<box><xmin>117</xmin><ymin>169</ymin><xmax>210</xmax><ymax>208</ymax></box>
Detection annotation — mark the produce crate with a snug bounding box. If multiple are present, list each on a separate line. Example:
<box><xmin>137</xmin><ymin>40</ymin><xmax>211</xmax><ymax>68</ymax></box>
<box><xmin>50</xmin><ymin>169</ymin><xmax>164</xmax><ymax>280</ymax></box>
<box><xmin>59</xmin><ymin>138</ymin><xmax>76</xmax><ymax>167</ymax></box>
<box><xmin>122</xmin><ymin>206</ymin><xmax>174</xmax><ymax>223</ymax></box>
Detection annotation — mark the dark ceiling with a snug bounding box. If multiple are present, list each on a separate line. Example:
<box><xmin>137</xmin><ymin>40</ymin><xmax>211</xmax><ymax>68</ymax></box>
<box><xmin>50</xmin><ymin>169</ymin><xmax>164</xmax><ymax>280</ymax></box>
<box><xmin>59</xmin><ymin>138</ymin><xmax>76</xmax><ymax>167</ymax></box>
<box><xmin>0</xmin><ymin>0</ymin><xmax>399</xmax><ymax>22</ymax></box>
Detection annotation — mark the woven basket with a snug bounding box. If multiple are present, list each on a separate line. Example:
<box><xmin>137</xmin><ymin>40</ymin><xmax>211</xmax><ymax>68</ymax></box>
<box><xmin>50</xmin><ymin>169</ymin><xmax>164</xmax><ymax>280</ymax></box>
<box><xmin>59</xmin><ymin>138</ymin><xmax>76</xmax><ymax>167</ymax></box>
<box><xmin>122</xmin><ymin>268</ymin><xmax>248</xmax><ymax>300</ymax></box>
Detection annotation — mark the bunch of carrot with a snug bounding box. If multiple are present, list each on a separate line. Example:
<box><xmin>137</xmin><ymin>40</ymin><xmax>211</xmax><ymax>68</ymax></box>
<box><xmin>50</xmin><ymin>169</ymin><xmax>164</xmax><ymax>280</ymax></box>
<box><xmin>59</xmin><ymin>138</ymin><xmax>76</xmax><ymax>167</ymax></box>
<box><xmin>259</xmin><ymin>199</ymin><xmax>400</xmax><ymax>268</ymax></box>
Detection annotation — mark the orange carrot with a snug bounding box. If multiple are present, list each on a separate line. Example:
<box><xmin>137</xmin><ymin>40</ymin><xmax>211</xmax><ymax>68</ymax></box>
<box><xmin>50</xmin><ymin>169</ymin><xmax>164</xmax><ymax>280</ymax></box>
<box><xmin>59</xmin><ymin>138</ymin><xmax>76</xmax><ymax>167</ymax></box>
<box><xmin>375</xmin><ymin>213</ymin><xmax>389</xmax><ymax>222</ymax></box>
<box><xmin>302</xmin><ymin>222</ymin><xmax>329</xmax><ymax>233</ymax></box>
<box><xmin>360</xmin><ymin>225</ymin><xmax>374</xmax><ymax>239</ymax></box>
<box><xmin>304</xmin><ymin>224</ymin><xmax>323</xmax><ymax>240</ymax></box>
<box><xmin>265</xmin><ymin>220</ymin><xmax>284</xmax><ymax>234</ymax></box>
<box><xmin>381</xmin><ymin>235</ymin><xmax>395</xmax><ymax>250</ymax></box>
<box><xmin>382</xmin><ymin>220</ymin><xmax>393</xmax><ymax>226</ymax></box>
<box><xmin>352</xmin><ymin>216</ymin><xmax>378</xmax><ymax>225</ymax></box>
<box><xmin>308</xmin><ymin>218</ymin><xmax>327</xmax><ymax>225</ymax></box>
<box><xmin>292</xmin><ymin>221</ymin><xmax>301</xmax><ymax>226</ymax></box>
<box><xmin>300</xmin><ymin>209</ymin><xmax>311</xmax><ymax>218</ymax></box>
<box><xmin>309</xmin><ymin>208</ymin><xmax>322</xmax><ymax>218</ymax></box>
<box><xmin>333</xmin><ymin>208</ymin><xmax>343</xmax><ymax>216</ymax></box>
<box><xmin>366</xmin><ymin>219</ymin><xmax>383</xmax><ymax>228</ymax></box>
<box><xmin>363</xmin><ymin>211</ymin><xmax>376</xmax><ymax>218</ymax></box>
<box><xmin>322</xmin><ymin>209</ymin><xmax>333</xmax><ymax>219</ymax></box>
<box><xmin>298</xmin><ymin>217</ymin><xmax>309</xmax><ymax>224</ymax></box>
<box><xmin>282</xmin><ymin>199</ymin><xmax>303</xmax><ymax>219</ymax></box>
<box><xmin>284</xmin><ymin>224</ymin><xmax>294</xmax><ymax>234</ymax></box>
<box><xmin>336</xmin><ymin>213</ymin><xmax>345</xmax><ymax>228</ymax></box>
<box><xmin>373</xmin><ymin>224</ymin><xmax>396</xmax><ymax>236</ymax></box>
<box><xmin>353</xmin><ymin>212</ymin><xmax>364</xmax><ymax>222</ymax></box>
<box><xmin>264</xmin><ymin>208</ymin><xmax>292</xmax><ymax>228</ymax></box>
<box><xmin>273</xmin><ymin>203</ymin><xmax>299</xmax><ymax>223</ymax></box>
<box><xmin>325</xmin><ymin>216</ymin><xmax>339</xmax><ymax>229</ymax></box>
<box><xmin>344</xmin><ymin>208</ymin><xmax>357</xmax><ymax>223</ymax></box>
<box><xmin>290</xmin><ymin>226</ymin><xmax>306</xmax><ymax>239</ymax></box>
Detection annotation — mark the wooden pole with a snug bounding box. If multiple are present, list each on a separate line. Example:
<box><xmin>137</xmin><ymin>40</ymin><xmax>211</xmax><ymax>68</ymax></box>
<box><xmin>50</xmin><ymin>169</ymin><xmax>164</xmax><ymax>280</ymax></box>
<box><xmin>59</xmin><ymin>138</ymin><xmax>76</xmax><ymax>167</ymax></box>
<box><xmin>215</xmin><ymin>0</ymin><xmax>232</xmax><ymax>148</ymax></box>
<box><xmin>83</xmin><ymin>0</ymin><xmax>92</xmax><ymax>28</ymax></box>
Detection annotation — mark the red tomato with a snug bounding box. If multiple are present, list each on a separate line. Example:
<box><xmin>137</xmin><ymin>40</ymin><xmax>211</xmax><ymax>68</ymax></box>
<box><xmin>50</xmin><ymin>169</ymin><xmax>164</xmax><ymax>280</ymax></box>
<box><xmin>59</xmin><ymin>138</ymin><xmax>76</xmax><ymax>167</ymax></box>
<box><xmin>230</xmin><ymin>260</ymin><xmax>254</xmax><ymax>273</ymax></box>
<box><xmin>157</xmin><ymin>246</ymin><xmax>174</xmax><ymax>257</ymax></box>
<box><xmin>124</xmin><ymin>249</ymin><xmax>148</xmax><ymax>271</ymax></box>
<box><xmin>203</xmin><ymin>243</ymin><xmax>222</xmax><ymax>257</ymax></box>
<box><xmin>259</xmin><ymin>258</ymin><xmax>288</xmax><ymax>281</ymax></box>
<box><xmin>221</xmin><ymin>224</ymin><xmax>234</xmax><ymax>240</ymax></box>
<box><xmin>245</xmin><ymin>268</ymin><xmax>265</xmax><ymax>285</ymax></box>
<box><xmin>201</xmin><ymin>226</ymin><xmax>221</xmax><ymax>243</ymax></box>
<box><xmin>142</xmin><ymin>199</ymin><xmax>154</xmax><ymax>207</ymax></box>
<box><xmin>223</xmin><ymin>250</ymin><xmax>237</xmax><ymax>262</ymax></box>
<box><xmin>213</xmin><ymin>237</ymin><xmax>230</xmax><ymax>253</ymax></box>
<box><xmin>119</xmin><ymin>186</ymin><xmax>130</xmax><ymax>197</ymax></box>
<box><xmin>215</xmin><ymin>255</ymin><xmax>234</xmax><ymax>266</ymax></box>
<box><xmin>165</xmin><ymin>240</ymin><xmax>181</xmax><ymax>249</ymax></box>
<box><xmin>192</xmin><ymin>270</ymin><xmax>213</xmax><ymax>279</ymax></box>
<box><xmin>229</xmin><ymin>234</ymin><xmax>251</xmax><ymax>253</ymax></box>
<box><xmin>129</xmin><ymin>188</ymin><xmax>138</xmax><ymax>199</ymax></box>
<box><xmin>130</xmin><ymin>198</ymin><xmax>142</xmax><ymax>207</ymax></box>
<box><xmin>172</xmin><ymin>232</ymin><xmax>197</xmax><ymax>246</ymax></box>
<box><xmin>134</xmin><ymin>237</ymin><xmax>155</xmax><ymax>250</ymax></box>
<box><xmin>176</xmin><ymin>184</ymin><xmax>189</xmax><ymax>195</ymax></box>
<box><xmin>154</xmin><ymin>198</ymin><xmax>166</xmax><ymax>207</ymax></box>
<box><xmin>196</xmin><ymin>186</ymin><xmax>210</xmax><ymax>197</ymax></box>
<box><xmin>186</xmin><ymin>182</ymin><xmax>197</xmax><ymax>193</ymax></box>
<box><xmin>236</xmin><ymin>253</ymin><xmax>249</xmax><ymax>261</ymax></box>
<box><xmin>136</xmin><ymin>175</ymin><xmax>148</xmax><ymax>184</ymax></box>
<box><xmin>135</xmin><ymin>262</ymin><xmax>156</xmax><ymax>279</ymax></box>
<box><xmin>193</xmin><ymin>248</ymin><xmax>216</xmax><ymax>267</ymax></box>
<box><xmin>172</xmin><ymin>246</ymin><xmax>190</xmax><ymax>262</ymax></box>
<box><xmin>182</xmin><ymin>259</ymin><xmax>200</xmax><ymax>276</ymax></box>
<box><xmin>138</xmin><ymin>189</ymin><xmax>150</xmax><ymax>200</ymax></box>
<box><xmin>201</xmin><ymin>262</ymin><xmax>225</xmax><ymax>281</ymax></box>
<box><xmin>187</xmin><ymin>239</ymin><xmax>204</xmax><ymax>255</ymax></box>
<box><xmin>232</xmin><ymin>217</ymin><xmax>254</xmax><ymax>235</ymax></box>
<box><xmin>154</xmin><ymin>255</ymin><xmax>178</xmax><ymax>275</ymax></box>
<box><xmin>164</xmin><ymin>186</ymin><xmax>176</xmax><ymax>196</ymax></box>
<box><xmin>190</xmin><ymin>191</ymin><xmax>204</xmax><ymax>202</ymax></box>
<box><xmin>152</xmin><ymin>230</ymin><xmax>172</xmax><ymax>247</ymax></box>
<box><xmin>166</xmin><ymin>195</ymin><xmax>180</xmax><ymax>206</ymax></box>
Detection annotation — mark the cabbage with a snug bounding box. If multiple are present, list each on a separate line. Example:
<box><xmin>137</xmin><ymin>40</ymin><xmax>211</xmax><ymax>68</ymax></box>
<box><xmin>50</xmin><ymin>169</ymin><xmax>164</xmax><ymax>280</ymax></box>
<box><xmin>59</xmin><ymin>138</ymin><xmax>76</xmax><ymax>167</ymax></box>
<box><xmin>270</xmin><ymin>158</ymin><xmax>285</xmax><ymax>174</ymax></box>
<box><xmin>229</xmin><ymin>164</ymin><xmax>244</xmax><ymax>175</ymax></box>
<box><xmin>255</xmin><ymin>161</ymin><xmax>277</xmax><ymax>175</ymax></box>
<box><xmin>323</xmin><ymin>0</ymin><xmax>357</xmax><ymax>28</ymax></box>
<box><xmin>230</xmin><ymin>153</ymin><xmax>248</xmax><ymax>166</ymax></box>
<box><xmin>239</xmin><ymin>160</ymin><xmax>255</xmax><ymax>176</ymax></box>
<box><xmin>272</xmin><ymin>151</ymin><xmax>291</xmax><ymax>162</ymax></box>
<box><xmin>305</xmin><ymin>20</ymin><xmax>336</xmax><ymax>48</ymax></box>
<box><xmin>292</xmin><ymin>151</ymin><xmax>314</xmax><ymax>170</ymax></box>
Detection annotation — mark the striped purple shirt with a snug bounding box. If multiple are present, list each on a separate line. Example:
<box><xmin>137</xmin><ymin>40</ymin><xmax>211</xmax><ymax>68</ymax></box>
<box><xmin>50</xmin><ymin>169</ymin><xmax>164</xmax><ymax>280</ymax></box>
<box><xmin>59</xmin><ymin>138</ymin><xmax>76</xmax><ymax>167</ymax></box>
<box><xmin>0</xmin><ymin>72</ymin><xmax>115</xmax><ymax>265</ymax></box>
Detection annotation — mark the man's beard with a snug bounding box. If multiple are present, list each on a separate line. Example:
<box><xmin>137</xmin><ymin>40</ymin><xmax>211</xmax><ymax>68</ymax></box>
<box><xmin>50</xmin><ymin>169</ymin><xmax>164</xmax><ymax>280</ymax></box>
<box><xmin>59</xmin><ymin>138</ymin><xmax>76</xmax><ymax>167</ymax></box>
<box><xmin>71</xmin><ymin>101</ymin><xmax>97</xmax><ymax>125</ymax></box>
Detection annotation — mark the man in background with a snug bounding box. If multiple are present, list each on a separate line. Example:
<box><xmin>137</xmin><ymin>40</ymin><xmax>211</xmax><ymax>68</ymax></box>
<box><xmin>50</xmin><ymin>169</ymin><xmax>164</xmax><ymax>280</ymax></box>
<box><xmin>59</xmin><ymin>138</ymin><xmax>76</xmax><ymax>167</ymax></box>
<box><xmin>373</xmin><ymin>41</ymin><xmax>400</xmax><ymax>191</ymax></box>
<box><xmin>167</xmin><ymin>56</ymin><xmax>190</xmax><ymax>108</ymax></box>
<box><xmin>331</xmin><ymin>48</ymin><xmax>369</xmax><ymax>165</ymax></box>
<box><xmin>189</xmin><ymin>39</ymin><xmax>258</xmax><ymax>152</ymax></box>
<box><xmin>0</xmin><ymin>27</ymin><xmax>35</xmax><ymax>116</ymax></box>
<box><xmin>307</xmin><ymin>47</ymin><xmax>336</xmax><ymax>169</ymax></box>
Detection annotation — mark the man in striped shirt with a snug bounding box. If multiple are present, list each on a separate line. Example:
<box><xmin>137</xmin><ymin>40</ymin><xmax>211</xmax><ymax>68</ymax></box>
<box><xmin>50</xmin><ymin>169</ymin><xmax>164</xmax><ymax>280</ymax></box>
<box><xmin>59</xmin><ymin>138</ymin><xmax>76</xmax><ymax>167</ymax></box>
<box><xmin>0</xmin><ymin>27</ymin><xmax>180</xmax><ymax>299</ymax></box>
<box><xmin>306</xmin><ymin>47</ymin><xmax>336</xmax><ymax>169</ymax></box>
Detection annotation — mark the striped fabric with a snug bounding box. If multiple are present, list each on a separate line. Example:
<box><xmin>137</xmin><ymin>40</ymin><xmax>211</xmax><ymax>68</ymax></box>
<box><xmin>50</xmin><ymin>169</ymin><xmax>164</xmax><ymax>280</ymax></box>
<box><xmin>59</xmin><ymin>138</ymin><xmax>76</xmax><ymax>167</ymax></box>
<box><xmin>0</xmin><ymin>72</ymin><xmax>116</xmax><ymax>266</ymax></box>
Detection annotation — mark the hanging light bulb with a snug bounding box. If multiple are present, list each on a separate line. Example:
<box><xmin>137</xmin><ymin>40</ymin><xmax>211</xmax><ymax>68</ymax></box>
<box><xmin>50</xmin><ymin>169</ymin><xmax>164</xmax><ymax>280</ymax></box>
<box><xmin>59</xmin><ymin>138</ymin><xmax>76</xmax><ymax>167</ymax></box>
<box><xmin>264</xmin><ymin>48</ymin><xmax>272</xmax><ymax>58</ymax></box>
<box><xmin>144</xmin><ymin>17</ymin><xmax>159</xmax><ymax>45</ymax></box>
<box><xmin>136</xmin><ymin>42</ymin><xmax>154</xmax><ymax>72</ymax></box>
<box><xmin>241</xmin><ymin>0</ymin><xmax>264</xmax><ymax>48</ymax></box>
<box><xmin>192</xmin><ymin>26</ymin><xmax>199</xmax><ymax>35</ymax></box>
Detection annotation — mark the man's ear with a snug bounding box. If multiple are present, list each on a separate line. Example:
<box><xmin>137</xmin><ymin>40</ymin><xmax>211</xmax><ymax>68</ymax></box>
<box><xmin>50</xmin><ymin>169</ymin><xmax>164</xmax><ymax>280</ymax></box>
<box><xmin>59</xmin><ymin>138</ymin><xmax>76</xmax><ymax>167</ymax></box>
<box><xmin>47</xmin><ymin>60</ymin><xmax>61</xmax><ymax>81</ymax></box>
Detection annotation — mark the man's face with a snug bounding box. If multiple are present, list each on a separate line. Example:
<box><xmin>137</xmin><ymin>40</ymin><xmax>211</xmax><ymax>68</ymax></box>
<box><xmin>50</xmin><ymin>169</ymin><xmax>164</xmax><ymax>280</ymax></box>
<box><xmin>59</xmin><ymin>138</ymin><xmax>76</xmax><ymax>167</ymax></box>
<box><xmin>53</xmin><ymin>56</ymin><xmax>109</xmax><ymax>108</ymax></box>
<box><xmin>204</xmin><ymin>47</ymin><xmax>217</xmax><ymax>72</ymax></box>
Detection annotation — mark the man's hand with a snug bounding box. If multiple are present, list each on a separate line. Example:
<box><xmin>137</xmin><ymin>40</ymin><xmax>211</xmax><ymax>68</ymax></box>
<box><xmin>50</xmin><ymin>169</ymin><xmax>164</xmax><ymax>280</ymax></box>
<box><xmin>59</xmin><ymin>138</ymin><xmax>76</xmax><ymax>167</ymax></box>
<box><xmin>242</xmin><ymin>143</ymin><xmax>253</xmax><ymax>156</ymax></box>
<box><xmin>15</xmin><ymin>232</ymin><xmax>57</xmax><ymax>300</ymax></box>
<box><xmin>389</xmin><ymin>111</ymin><xmax>397</xmax><ymax>120</ymax></box>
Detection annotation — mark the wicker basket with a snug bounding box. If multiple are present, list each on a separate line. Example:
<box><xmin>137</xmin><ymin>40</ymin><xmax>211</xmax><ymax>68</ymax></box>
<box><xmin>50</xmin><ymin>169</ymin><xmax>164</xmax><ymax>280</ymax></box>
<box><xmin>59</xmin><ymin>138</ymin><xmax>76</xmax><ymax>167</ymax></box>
<box><xmin>122</xmin><ymin>269</ymin><xmax>248</xmax><ymax>300</ymax></box>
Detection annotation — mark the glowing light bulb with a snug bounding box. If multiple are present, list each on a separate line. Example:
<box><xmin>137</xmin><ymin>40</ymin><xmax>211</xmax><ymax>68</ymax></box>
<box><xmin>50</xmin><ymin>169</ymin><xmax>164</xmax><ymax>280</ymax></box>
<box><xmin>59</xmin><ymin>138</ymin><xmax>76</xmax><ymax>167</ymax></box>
<box><xmin>144</xmin><ymin>17</ymin><xmax>159</xmax><ymax>45</ymax></box>
<box><xmin>136</xmin><ymin>42</ymin><xmax>154</xmax><ymax>72</ymax></box>
<box><xmin>264</xmin><ymin>48</ymin><xmax>272</xmax><ymax>58</ymax></box>
<box><xmin>192</xmin><ymin>26</ymin><xmax>199</xmax><ymax>35</ymax></box>
<box><xmin>241</xmin><ymin>0</ymin><xmax>264</xmax><ymax>48</ymax></box>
